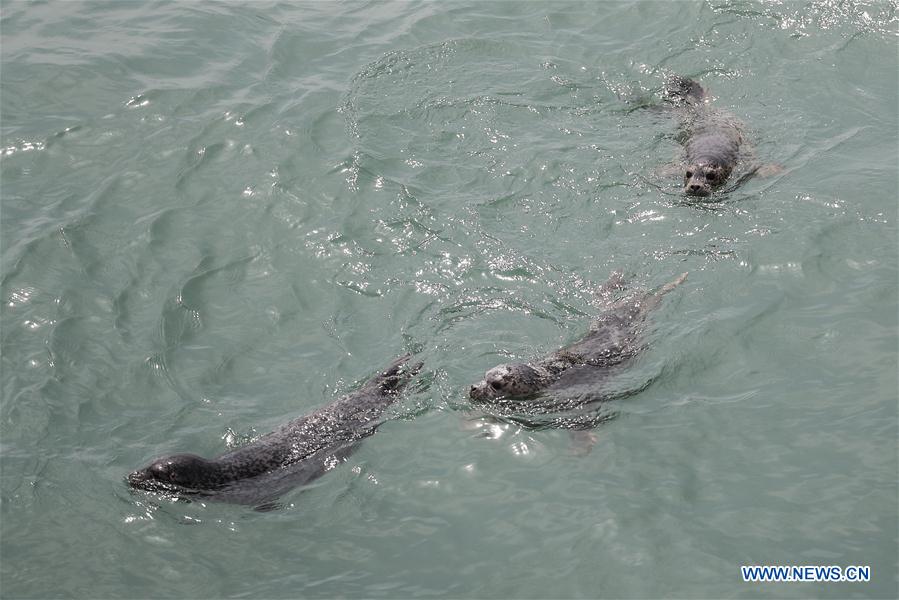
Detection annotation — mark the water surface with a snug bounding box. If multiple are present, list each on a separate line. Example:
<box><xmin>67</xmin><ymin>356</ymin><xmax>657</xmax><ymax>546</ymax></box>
<box><xmin>1</xmin><ymin>1</ymin><xmax>897</xmax><ymax>598</ymax></box>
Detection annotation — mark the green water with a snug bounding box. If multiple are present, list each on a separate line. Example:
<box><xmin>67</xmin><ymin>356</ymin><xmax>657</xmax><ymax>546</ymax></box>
<box><xmin>1</xmin><ymin>1</ymin><xmax>897</xmax><ymax>598</ymax></box>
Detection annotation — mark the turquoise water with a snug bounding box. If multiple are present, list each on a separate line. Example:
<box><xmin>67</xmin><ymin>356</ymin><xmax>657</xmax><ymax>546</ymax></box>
<box><xmin>2</xmin><ymin>1</ymin><xmax>897</xmax><ymax>598</ymax></box>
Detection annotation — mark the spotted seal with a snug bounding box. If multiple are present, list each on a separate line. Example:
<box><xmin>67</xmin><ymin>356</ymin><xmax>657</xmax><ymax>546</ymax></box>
<box><xmin>664</xmin><ymin>75</ymin><xmax>780</xmax><ymax>198</ymax></box>
<box><xmin>127</xmin><ymin>354</ymin><xmax>420</xmax><ymax>507</ymax></box>
<box><xmin>469</xmin><ymin>273</ymin><xmax>686</xmax><ymax>421</ymax></box>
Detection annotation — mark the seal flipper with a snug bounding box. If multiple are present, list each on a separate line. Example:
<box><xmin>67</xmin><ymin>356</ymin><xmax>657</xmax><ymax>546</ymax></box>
<box><xmin>569</xmin><ymin>429</ymin><xmax>598</xmax><ymax>456</ymax></box>
<box><xmin>753</xmin><ymin>163</ymin><xmax>784</xmax><ymax>177</ymax></box>
<box><xmin>664</xmin><ymin>75</ymin><xmax>706</xmax><ymax>106</ymax></box>
<box><xmin>363</xmin><ymin>353</ymin><xmax>423</xmax><ymax>394</ymax></box>
<box><xmin>637</xmin><ymin>272</ymin><xmax>688</xmax><ymax>313</ymax></box>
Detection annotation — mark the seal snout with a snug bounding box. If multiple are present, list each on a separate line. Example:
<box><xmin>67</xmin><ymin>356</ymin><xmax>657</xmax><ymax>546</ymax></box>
<box><xmin>469</xmin><ymin>380</ymin><xmax>494</xmax><ymax>402</ymax></box>
<box><xmin>126</xmin><ymin>467</ymin><xmax>163</xmax><ymax>492</ymax></box>
<box><xmin>686</xmin><ymin>183</ymin><xmax>711</xmax><ymax>197</ymax></box>
<box><xmin>126</xmin><ymin>469</ymin><xmax>148</xmax><ymax>486</ymax></box>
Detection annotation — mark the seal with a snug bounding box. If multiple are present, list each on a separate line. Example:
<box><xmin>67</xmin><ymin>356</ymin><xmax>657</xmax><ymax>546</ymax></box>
<box><xmin>127</xmin><ymin>354</ymin><xmax>421</xmax><ymax>508</ymax></box>
<box><xmin>469</xmin><ymin>272</ymin><xmax>686</xmax><ymax>416</ymax></box>
<box><xmin>664</xmin><ymin>75</ymin><xmax>780</xmax><ymax>198</ymax></box>
<box><xmin>664</xmin><ymin>75</ymin><xmax>743</xmax><ymax>197</ymax></box>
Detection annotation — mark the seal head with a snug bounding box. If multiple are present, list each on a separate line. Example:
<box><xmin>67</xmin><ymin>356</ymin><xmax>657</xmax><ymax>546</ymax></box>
<box><xmin>128</xmin><ymin>453</ymin><xmax>220</xmax><ymax>492</ymax></box>
<box><xmin>469</xmin><ymin>363</ymin><xmax>547</xmax><ymax>402</ymax></box>
<box><xmin>684</xmin><ymin>160</ymin><xmax>732</xmax><ymax>197</ymax></box>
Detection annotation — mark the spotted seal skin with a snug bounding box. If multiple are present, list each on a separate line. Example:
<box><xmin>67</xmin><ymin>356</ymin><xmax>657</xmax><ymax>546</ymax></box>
<box><xmin>469</xmin><ymin>273</ymin><xmax>686</xmax><ymax>407</ymax></box>
<box><xmin>127</xmin><ymin>354</ymin><xmax>421</xmax><ymax>507</ymax></box>
<box><xmin>662</xmin><ymin>75</ymin><xmax>748</xmax><ymax>198</ymax></box>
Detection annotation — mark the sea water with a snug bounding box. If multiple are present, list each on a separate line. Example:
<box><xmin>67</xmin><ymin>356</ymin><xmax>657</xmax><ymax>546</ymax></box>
<box><xmin>1</xmin><ymin>2</ymin><xmax>896</xmax><ymax>598</ymax></box>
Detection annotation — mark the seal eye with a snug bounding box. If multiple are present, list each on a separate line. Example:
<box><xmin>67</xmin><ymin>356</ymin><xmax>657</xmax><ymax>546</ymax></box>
<box><xmin>490</xmin><ymin>381</ymin><xmax>502</xmax><ymax>390</ymax></box>
<box><xmin>706</xmin><ymin>172</ymin><xmax>716</xmax><ymax>181</ymax></box>
<box><xmin>685</xmin><ymin>170</ymin><xmax>693</xmax><ymax>178</ymax></box>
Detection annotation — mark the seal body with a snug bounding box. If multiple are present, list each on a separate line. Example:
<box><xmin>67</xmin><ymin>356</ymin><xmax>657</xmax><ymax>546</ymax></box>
<box><xmin>128</xmin><ymin>355</ymin><xmax>420</xmax><ymax>506</ymax></box>
<box><xmin>666</xmin><ymin>76</ymin><xmax>744</xmax><ymax>198</ymax></box>
<box><xmin>469</xmin><ymin>273</ymin><xmax>686</xmax><ymax>419</ymax></box>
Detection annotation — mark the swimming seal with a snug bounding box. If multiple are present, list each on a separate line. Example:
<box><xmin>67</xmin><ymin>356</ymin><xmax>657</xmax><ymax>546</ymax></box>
<box><xmin>127</xmin><ymin>354</ymin><xmax>420</xmax><ymax>507</ymax></box>
<box><xmin>665</xmin><ymin>75</ymin><xmax>743</xmax><ymax>198</ymax></box>
<box><xmin>469</xmin><ymin>272</ymin><xmax>686</xmax><ymax>419</ymax></box>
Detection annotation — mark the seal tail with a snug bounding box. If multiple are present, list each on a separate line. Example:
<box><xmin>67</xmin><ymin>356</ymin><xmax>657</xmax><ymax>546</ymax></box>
<box><xmin>369</xmin><ymin>354</ymin><xmax>423</xmax><ymax>394</ymax></box>
<box><xmin>665</xmin><ymin>75</ymin><xmax>706</xmax><ymax>106</ymax></box>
